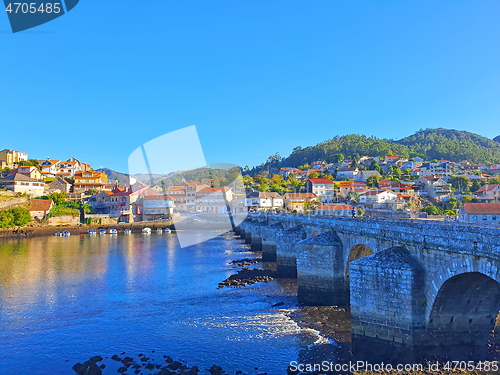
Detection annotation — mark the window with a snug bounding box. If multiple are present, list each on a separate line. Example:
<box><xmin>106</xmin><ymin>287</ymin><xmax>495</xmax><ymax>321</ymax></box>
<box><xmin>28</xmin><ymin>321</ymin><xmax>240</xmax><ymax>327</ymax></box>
<box><xmin>493</xmin><ymin>216</ymin><xmax>497</xmax><ymax>221</ymax></box>
<box><xmin>483</xmin><ymin>216</ymin><xmax>487</xmax><ymax>221</ymax></box>
<box><xmin>473</xmin><ymin>215</ymin><xmax>477</xmax><ymax>221</ymax></box>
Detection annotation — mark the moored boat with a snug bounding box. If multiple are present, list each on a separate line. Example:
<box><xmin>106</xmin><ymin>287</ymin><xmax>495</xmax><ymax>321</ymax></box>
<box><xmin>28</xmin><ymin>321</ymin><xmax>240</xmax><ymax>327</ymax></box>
<box><xmin>88</xmin><ymin>230</ymin><xmax>97</xmax><ymax>236</ymax></box>
<box><xmin>62</xmin><ymin>231</ymin><xmax>71</xmax><ymax>237</ymax></box>
<box><xmin>156</xmin><ymin>228</ymin><xmax>163</xmax><ymax>234</ymax></box>
<box><xmin>100</xmin><ymin>229</ymin><xmax>106</xmax><ymax>235</ymax></box>
<box><xmin>124</xmin><ymin>229</ymin><xmax>132</xmax><ymax>234</ymax></box>
<box><xmin>109</xmin><ymin>227</ymin><xmax>118</xmax><ymax>234</ymax></box>
<box><xmin>142</xmin><ymin>227</ymin><xmax>151</xmax><ymax>234</ymax></box>
<box><xmin>55</xmin><ymin>232</ymin><xmax>62</xmax><ymax>237</ymax></box>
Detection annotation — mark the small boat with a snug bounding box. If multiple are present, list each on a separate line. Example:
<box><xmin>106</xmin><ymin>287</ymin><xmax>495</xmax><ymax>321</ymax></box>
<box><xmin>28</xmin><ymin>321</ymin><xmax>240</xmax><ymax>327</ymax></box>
<box><xmin>88</xmin><ymin>229</ymin><xmax>97</xmax><ymax>236</ymax></box>
<box><xmin>124</xmin><ymin>229</ymin><xmax>132</xmax><ymax>235</ymax></box>
<box><xmin>109</xmin><ymin>227</ymin><xmax>118</xmax><ymax>234</ymax></box>
<box><xmin>165</xmin><ymin>228</ymin><xmax>171</xmax><ymax>233</ymax></box>
<box><xmin>55</xmin><ymin>232</ymin><xmax>62</xmax><ymax>237</ymax></box>
<box><xmin>100</xmin><ymin>229</ymin><xmax>107</xmax><ymax>235</ymax></box>
<box><xmin>142</xmin><ymin>227</ymin><xmax>151</xmax><ymax>234</ymax></box>
<box><xmin>63</xmin><ymin>231</ymin><xmax>71</xmax><ymax>237</ymax></box>
<box><xmin>156</xmin><ymin>228</ymin><xmax>163</xmax><ymax>234</ymax></box>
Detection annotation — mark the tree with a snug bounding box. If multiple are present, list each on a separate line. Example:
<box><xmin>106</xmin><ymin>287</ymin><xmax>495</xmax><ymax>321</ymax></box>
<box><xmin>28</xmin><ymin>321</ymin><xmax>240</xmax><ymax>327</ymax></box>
<box><xmin>309</xmin><ymin>172</ymin><xmax>319</xmax><ymax>179</ymax></box>
<box><xmin>49</xmin><ymin>192</ymin><xmax>67</xmax><ymax>206</ymax></box>
<box><xmin>471</xmin><ymin>180</ymin><xmax>482</xmax><ymax>192</ymax></box>
<box><xmin>368</xmin><ymin>160</ymin><xmax>381</xmax><ymax>173</ymax></box>
<box><xmin>357</xmin><ymin>208</ymin><xmax>364</xmax><ymax>217</ymax></box>
<box><xmin>450</xmin><ymin>176</ymin><xmax>470</xmax><ymax>191</ymax></box>
<box><xmin>463</xmin><ymin>195</ymin><xmax>473</xmax><ymax>203</ymax></box>
<box><xmin>87</xmin><ymin>188</ymin><xmax>99</xmax><ymax>196</ymax></box>
<box><xmin>327</xmin><ymin>153</ymin><xmax>344</xmax><ymax>163</ymax></box>
<box><xmin>421</xmin><ymin>206</ymin><xmax>441</xmax><ymax>215</ymax></box>
<box><xmin>366</xmin><ymin>174</ymin><xmax>380</xmax><ymax>188</ymax></box>
<box><xmin>0</xmin><ymin>207</ymin><xmax>31</xmax><ymax>228</ymax></box>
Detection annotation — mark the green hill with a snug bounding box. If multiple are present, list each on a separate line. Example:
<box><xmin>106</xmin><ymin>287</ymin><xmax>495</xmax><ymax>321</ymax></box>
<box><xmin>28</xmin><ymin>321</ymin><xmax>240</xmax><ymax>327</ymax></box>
<box><xmin>251</xmin><ymin>128</ymin><xmax>500</xmax><ymax>173</ymax></box>
<box><xmin>494</xmin><ymin>135</ymin><xmax>500</xmax><ymax>143</ymax></box>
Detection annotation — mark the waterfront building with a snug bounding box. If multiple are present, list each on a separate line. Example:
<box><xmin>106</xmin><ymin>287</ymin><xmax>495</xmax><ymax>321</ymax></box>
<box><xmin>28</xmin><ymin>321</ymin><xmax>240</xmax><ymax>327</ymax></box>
<box><xmin>458</xmin><ymin>203</ymin><xmax>500</xmax><ymax>224</ymax></box>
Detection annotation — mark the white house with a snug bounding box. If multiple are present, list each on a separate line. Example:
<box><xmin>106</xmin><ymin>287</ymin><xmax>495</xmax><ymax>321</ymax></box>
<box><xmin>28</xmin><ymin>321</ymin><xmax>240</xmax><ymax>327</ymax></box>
<box><xmin>196</xmin><ymin>187</ymin><xmax>233</xmax><ymax>214</ymax></box>
<box><xmin>336</xmin><ymin>167</ymin><xmax>359</xmax><ymax>180</ymax></box>
<box><xmin>0</xmin><ymin>173</ymin><xmax>45</xmax><ymax>196</ymax></box>
<box><xmin>417</xmin><ymin>176</ymin><xmax>452</xmax><ymax>200</ymax></box>
<box><xmin>458</xmin><ymin>203</ymin><xmax>500</xmax><ymax>225</ymax></box>
<box><xmin>40</xmin><ymin>159</ymin><xmax>61</xmax><ymax>178</ymax></box>
<box><xmin>245</xmin><ymin>192</ymin><xmax>283</xmax><ymax>211</ymax></box>
<box><xmin>359</xmin><ymin>189</ymin><xmax>399</xmax><ymax>204</ymax></box>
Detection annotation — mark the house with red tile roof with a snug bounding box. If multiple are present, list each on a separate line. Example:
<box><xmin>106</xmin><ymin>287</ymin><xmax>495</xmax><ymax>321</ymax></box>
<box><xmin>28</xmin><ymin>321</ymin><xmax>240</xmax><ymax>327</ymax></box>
<box><xmin>305</xmin><ymin>178</ymin><xmax>336</xmax><ymax>202</ymax></box>
<box><xmin>474</xmin><ymin>184</ymin><xmax>500</xmax><ymax>203</ymax></box>
<box><xmin>29</xmin><ymin>199</ymin><xmax>54</xmax><ymax>219</ymax></box>
<box><xmin>458</xmin><ymin>203</ymin><xmax>500</xmax><ymax>224</ymax></box>
<box><xmin>283</xmin><ymin>192</ymin><xmax>318</xmax><ymax>212</ymax></box>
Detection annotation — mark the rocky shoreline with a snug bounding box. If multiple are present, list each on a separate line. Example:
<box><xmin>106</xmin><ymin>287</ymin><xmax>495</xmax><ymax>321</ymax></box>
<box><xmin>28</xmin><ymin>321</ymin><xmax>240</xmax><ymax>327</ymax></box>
<box><xmin>218</xmin><ymin>258</ymin><xmax>277</xmax><ymax>288</ymax></box>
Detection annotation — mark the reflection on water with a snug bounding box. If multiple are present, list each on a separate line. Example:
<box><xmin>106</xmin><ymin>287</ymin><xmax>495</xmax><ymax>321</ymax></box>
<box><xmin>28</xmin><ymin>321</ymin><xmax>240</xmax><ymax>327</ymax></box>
<box><xmin>0</xmin><ymin>232</ymin><xmax>338</xmax><ymax>375</ymax></box>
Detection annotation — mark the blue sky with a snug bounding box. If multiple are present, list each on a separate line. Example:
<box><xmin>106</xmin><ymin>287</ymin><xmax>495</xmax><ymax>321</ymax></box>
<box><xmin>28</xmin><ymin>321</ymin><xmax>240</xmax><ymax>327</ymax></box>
<box><xmin>1</xmin><ymin>1</ymin><xmax>500</xmax><ymax>174</ymax></box>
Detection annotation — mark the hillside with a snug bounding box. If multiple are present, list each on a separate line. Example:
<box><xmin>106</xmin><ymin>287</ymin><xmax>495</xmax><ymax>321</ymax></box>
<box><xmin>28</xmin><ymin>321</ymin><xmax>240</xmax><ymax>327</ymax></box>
<box><xmin>495</xmin><ymin>135</ymin><xmax>500</xmax><ymax>143</ymax></box>
<box><xmin>251</xmin><ymin>128</ymin><xmax>500</xmax><ymax>174</ymax></box>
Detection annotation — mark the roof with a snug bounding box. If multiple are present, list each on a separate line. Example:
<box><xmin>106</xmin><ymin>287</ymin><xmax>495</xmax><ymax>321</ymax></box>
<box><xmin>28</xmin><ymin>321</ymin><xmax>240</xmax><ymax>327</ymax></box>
<box><xmin>74</xmin><ymin>171</ymin><xmax>106</xmax><ymax>179</ymax></box>
<box><xmin>360</xmin><ymin>189</ymin><xmax>396</xmax><ymax>196</ymax></box>
<box><xmin>143</xmin><ymin>195</ymin><xmax>173</xmax><ymax>201</ymax></box>
<box><xmin>30</xmin><ymin>199</ymin><xmax>53</xmax><ymax>212</ymax></box>
<box><xmin>0</xmin><ymin>173</ymin><xmax>40</xmax><ymax>182</ymax></box>
<box><xmin>284</xmin><ymin>193</ymin><xmax>317</xmax><ymax>199</ymax></box>
<box><xmin>316</xmin><ymin>204</ymin><xmax>354</xmax><ymax>210</ymax></box>
<box><xmin>462</xmin><ymin>203</ymin><xmax>500</xmax><ymax>215</ymax></box>
<box><xmin>475</xmin><ymin>184</ymin><xmax>500</xmax><ymax>194</ymax></box>
<box><xmin>308</xmin><ymin>178</ymin><xmax>334</xmax><ymax>184</ymax></box>
<box><xmin>247</xmin><ymin>192</ymin><xmax>283</xmax><ymax>199</ymax></box>
<box><xmin>51</xmin><ymin>177</ymin><xmax>70</xmax><ymax>185</ymax></box>
<box><xmin>198</xmin><ymin>187</ymin><xmax>231</xmax><ymax>193</ymax></box>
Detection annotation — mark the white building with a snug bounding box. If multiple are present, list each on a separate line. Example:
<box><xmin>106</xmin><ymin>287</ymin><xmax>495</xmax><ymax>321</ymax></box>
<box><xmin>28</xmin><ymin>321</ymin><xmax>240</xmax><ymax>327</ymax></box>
<box><xmin>359</xmin><ymin>189</ymin><xmax>399</xmax><ymax>204</ymax></box>
<box><xmin>0</xmin><ymin>173</ymin><xmax>45</xmax><ymax>196</ymax></box>
<box><xmin>315</xmin><ymin>204</ymin><xmax>354</xmax><ymax>216</ymax></box>
<box><xmin>474</xmin><ymin>184</ymin><xmax>500</xmax><ymax>203</ymax></box>
<box><xmin>196</xmin><ymin>187</ymin><xmax>233</xmax><ymax>214</ymax></box>
<box><xmin>305</xmin><ymin>178</ymin><xmax>336</xmax><ymax>203</ymax></box>
<box><xmin>245</xmin><ymin>192</ymin><xmax>283</xmax><ymax>211</ymax></box>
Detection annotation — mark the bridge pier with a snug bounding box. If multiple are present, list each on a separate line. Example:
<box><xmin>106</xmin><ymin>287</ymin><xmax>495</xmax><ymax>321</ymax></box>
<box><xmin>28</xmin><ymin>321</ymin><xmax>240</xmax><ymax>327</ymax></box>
<box><xmin>350</xmin><ymin>247</ymin><xmax>426</xmax><ymax>356</ymax></box>
<box><xmin>250</xmin><ymin>222</ymin><xmax>263</xmax><ymax>251</ymax></box>
<box><xmin>260</xmin><ymin>223</ymin><xmax>283</xmax><ymax>262</ymax></box>
<box><xmin>296</xmin><ymin>231</ymin><xmax>347</xmax><ymax>306</ymax></box>
<box><xmin>276</xmin><ymin>226</ymin><xmax>307</xmax><ymax>277</ymax></box>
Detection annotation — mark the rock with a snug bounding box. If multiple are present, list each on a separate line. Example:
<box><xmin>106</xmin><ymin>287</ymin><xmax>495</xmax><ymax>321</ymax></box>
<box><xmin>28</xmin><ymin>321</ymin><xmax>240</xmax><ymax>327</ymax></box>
<box><xmin>121</xmin><ymin>357</ymin><xmax>134</xmax><ymax>365</ymax></box>
<box><xmin>111</xmin><ymin>355</ymin><xmax>120</xmax><ymax>361</ymax></box>
<box><xmin>236</xmin><ymin>371</ymin><xmax>242</xmax><ymax>374</ymax></box>
<box><xmin>89</xmin><ymin>356</ymin><xmax>103</xmax><ymax>363</ymax></box>
<box><xmin>140</xmin><ymin>356</ymin><xmax>149</xmax><ymax>362</ymax></box>
<box><xmin>168</xmin><ymin>361</ymin><xmax>183</xmax><ymax>370</ymax></box>
<box><xmin>100</xmin><ymin>364</ymin><xmax>105</xmax><ymax>369</ymax></box>
<box><xmin>209</xmin><ymin>365</ymin><xmax>224</xmax><ymax>375</ymax></box>
<box><xmin>145</xmin><ymin>363</ymin><xmax>155</xmax><ymax>370</ymax></box>
<box><xmin>117</xmin><ymin>366</ymin><xmax>127</xmax><ymax>373</ymax></box>
<box><xmin>272</xmin><ymin>301</ymin><xmax>284</xmax><ymax>307</ymax></box>
<box><xmin>164</xmin><ymin>356</ymin><xmax>173</xmax><ymax>363</ymax></box>
<box><xmin>134</xmin><ymin>370</ymin><xmax>140</xmax><ymax>375</ymax></box>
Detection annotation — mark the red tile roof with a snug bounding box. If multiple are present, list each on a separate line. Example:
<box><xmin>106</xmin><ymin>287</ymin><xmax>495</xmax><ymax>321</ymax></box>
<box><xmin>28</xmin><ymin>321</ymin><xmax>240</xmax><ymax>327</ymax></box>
<box><xmin>198</xmin><ymin>187</ymin><xmax>231</xmax><ymax>193</ymax></box>
<box><xmin>285</xmin><ymin>193</ymin><xmax>317</xmax><ymax>199</ymax></box>
<box><xmin>463</xmin><ymin>203</ymin><xmax>500</xmax><ymax>215</ymax></box>
<box><xmin>308</xmin><ymin>178</ymin><xmax>334</xmax><ymax>184</ymax></box>
<box><xmin>474</xmin><ymin>184</ymin><xmax>500</xmax><ymax>194</ymax></box>
<box><xmin>30</xmin><ymin>199</ymin><xmax>53</xmax><ymax>212</ymax></box>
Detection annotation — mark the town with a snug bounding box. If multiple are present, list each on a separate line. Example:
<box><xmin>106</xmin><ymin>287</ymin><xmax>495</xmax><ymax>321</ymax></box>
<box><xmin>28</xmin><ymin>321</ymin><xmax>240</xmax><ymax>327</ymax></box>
<box><xmin>1</xmin><ymin>147</ymin><xmax>499</xmax><ymax>229</ymax></box>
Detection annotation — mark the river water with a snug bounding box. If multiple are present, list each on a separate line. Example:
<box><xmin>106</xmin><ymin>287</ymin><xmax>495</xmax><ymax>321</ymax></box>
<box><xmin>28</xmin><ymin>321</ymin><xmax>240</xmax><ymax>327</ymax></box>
<box><xmin>0</xmin><ymin>232</ymin><xmax>343</xmax><ymax>375</ymax></box>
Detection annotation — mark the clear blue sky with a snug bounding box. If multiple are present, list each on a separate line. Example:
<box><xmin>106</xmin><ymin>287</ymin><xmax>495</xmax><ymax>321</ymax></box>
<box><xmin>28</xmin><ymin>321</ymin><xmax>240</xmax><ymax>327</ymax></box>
<box><xmin>1</xmin><ymin>1</ymin><xmax>500</xmax><ymax>173</ymax></box>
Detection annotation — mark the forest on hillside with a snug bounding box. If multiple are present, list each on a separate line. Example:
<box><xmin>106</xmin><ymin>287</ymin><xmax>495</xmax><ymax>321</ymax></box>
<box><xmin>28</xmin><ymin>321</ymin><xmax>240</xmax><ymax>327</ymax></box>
<box><xmin>250</xmin><ymin>128</ymin><xmax>500</xmax><ymax>174</ymax></box>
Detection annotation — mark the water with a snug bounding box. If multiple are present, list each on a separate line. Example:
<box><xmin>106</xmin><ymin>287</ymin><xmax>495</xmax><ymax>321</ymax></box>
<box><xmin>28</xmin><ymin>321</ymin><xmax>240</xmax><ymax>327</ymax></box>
<box><xmin>0</xmin><ymin>232</ymin><xmax>338</xmax><ymax>375</ymax></box>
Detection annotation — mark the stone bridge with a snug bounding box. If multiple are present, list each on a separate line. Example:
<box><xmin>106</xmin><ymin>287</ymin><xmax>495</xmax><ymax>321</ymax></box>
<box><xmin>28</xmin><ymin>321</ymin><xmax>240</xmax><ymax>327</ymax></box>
<box><xmin>234</xmin><ymin>213</ymin><xmax>500</xmax><ymax>356</ymax></box>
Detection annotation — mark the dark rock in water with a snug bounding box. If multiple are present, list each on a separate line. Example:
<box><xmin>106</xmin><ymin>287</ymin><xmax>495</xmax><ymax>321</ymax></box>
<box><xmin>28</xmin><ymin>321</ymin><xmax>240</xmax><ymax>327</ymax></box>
<box><xmin>132</xmin><ymin>364</ymin><xmax>141</xmax><ymax>369</ymax></box>
<box><xmin>89</xmin><ymin>356</ymin><xmax>103</xmax><ymax>363</ymax></box>
<box><xmin>111</xmin><ymin>355</ymin><xmax>120</xmax><ymax>361</ymax></box>
<box><xmin>157</xmin><ymin>367</ymin><xmax>175</xmax><ymax>375</ymax></box>
<box><xmin>73</xmin><ymin>361</ymin><xmax>102</xmax><ymax>375</ymax></box>
<box><xmin>145</xmin><ymin>363</ymin><xmax>155</xmax><ymax>370</ymax></box>
<box><xmin>121</xmin><ymin>352</ymin><xmax>126</xmax><ymax>355</ymax></box>
<box><xmin>271</xmin><ymin>301</ymin><xmax>284</xmax><ymax>307</ymax></box>
<box><xmin>121</xmin><ymin>356</ymin><xmax>134</xmax><ymax>365</ymax></box>
<box><xmin>117</xmin><ymin>366</ymin><xmax>127</xmax><ymax>373</ymax></box>
<box><xmin>168</xmin><ymin>360</ymin><xmax>183</xmax><ymax>370</ymax></box>
<box><xmin>156</xmin><ymin>364</ymin><xmax>162</xmax><ymax>368</ymax></box>
<box><xmin>100</xmin><ymin>364</ymin><xmax>105</xmax><ymax>369</ymax></box>
<box><xmin>191</xmin><ymin>365</ymin><xmax>199</xmax><ymax>373</ymax></box>
<box><xmin>164</xmin><ymin>356</ymin><xmax>173</xmax><ymax>363</ymax></box>
<box><xmin>140</xmin><ymin>356</ymin><xmax>149</xmax><ymax>362</ymax></box>
<box><xmin>236</xmin><ymin>371</ymin><xmax>242</xmax><ymax>374</ymax></box>
<box><xmin>138</xmin><ymin>353</ymin><xmax>144</xmax><ymax>357</ymax></box>
<box><xmin>134</xmin><ymin>370</ymin><xmax>140</xmax><ymax>375</ymax></box>
<box><xmin>209</xmin><ymin>365</ymin><xmax>224</xmax><ymax>375</ymax></box>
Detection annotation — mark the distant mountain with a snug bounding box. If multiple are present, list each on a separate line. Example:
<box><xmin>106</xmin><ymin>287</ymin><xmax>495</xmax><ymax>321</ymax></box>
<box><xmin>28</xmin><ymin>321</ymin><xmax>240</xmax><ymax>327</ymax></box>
<box><xmin>251</xmin><ymin>128</ymin><xmax>500</xmax><ymax>174</ymax></box>
<box><xmin>495</xmin><ymin>135</ymin><xmax>500</xmax><ymax>143</ymax></box>
<box><xmin>97</xmin><ymin>168</ymin><xmax>129</xmax><ymax>182</ymax></box>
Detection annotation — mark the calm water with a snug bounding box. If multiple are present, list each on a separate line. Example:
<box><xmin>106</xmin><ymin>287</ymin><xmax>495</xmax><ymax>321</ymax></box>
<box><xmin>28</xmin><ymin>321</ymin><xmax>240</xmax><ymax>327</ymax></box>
<box><xmin>0</xmin><ymin>232</ymin><xmax>338</xmax><ymax>375</ymax></box>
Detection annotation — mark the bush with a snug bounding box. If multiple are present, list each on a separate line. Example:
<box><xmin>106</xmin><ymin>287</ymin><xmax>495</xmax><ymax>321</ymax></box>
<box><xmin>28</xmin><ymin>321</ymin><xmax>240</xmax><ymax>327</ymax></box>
<box><xmin>420</xmin><ymin>206</ymin><xmax>441</xmax><ymax>215</ymax></box>
<box><xmin>47</xmin><ymin>206</ymin><xmax>80</xmax><ymax>218</ymax></box>
<box><xmin>0</xmin><ymin>207</ymin><xmax>32</xmax><ymax>228</ymax></box>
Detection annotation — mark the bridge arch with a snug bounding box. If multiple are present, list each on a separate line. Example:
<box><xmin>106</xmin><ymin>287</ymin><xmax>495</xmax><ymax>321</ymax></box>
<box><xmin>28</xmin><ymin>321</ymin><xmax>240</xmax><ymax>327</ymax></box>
<box><xmin>345</xmin><ymin>244</ymin><xmax>374</xmax><ymax>281</ymax></box>
<box><xmin>427</xmin><ymin>272</ymin><xmax>500</xmax><ymax>350</ymax></box>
